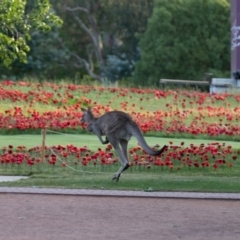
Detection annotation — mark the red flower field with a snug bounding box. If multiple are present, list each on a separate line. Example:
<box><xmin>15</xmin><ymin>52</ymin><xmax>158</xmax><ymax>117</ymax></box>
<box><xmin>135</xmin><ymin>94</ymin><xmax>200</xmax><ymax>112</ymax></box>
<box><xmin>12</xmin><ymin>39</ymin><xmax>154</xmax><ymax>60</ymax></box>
<box><xmin>0</xmin><ymin>80</ymin><xmax>240</xmax><ymax>139</ymax></box>
<box><xmin>0</xmin><ymin>141</ymin><xmax>238</xmax><ymax>173</ymax></box>
<box><xmin>0</xmin><ymin>80</ymin><xmax>239</xmax><ymax>174</ymax></box>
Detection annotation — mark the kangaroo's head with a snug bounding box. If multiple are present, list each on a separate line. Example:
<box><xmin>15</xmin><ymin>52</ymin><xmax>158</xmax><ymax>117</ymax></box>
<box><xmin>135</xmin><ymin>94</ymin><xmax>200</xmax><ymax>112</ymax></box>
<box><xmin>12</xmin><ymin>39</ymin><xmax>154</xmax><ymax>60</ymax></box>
<box><xmin>80</xmin><ymin>107</ymin><xmax>94</xmax><ymax>123</ymax></box>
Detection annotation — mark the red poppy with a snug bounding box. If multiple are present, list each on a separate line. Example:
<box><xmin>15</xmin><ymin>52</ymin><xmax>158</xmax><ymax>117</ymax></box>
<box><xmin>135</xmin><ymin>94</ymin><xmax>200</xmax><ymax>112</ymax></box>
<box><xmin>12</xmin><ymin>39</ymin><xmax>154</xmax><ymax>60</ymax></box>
<box><xmin>228</xmin><ymin>163</ymin><xmax>233</xmax><ymax>168</ymax></box>
<box><xmin>194</xmin><ymin>162</ymin><xmax>199</xmax><ymax>168</ymax></box>
<box><xmin>213</xmin><ymin>164</ymin><xmax>218</xmax><ymax>169</ymax></box>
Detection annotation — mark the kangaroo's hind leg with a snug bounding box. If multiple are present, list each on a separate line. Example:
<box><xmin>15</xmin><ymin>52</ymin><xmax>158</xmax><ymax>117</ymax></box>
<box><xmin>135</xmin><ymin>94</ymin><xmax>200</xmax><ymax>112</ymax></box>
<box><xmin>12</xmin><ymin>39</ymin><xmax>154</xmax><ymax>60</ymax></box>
<box><xmin>107</xmin><ymin>136</ymin><xmax>129</xmax><ymax>182</ymax></box>
<box><xmin>119</xmin><ymin>139</ymin><xmax>130</xmax><ymax>172</ymax></box>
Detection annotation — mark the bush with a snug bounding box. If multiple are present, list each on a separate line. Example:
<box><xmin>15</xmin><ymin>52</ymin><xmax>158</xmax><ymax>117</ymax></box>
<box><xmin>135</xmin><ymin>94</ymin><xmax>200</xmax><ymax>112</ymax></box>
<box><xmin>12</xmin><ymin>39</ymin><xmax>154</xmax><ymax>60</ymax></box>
<box><xmin>133</xmin><ymin>0</ymin><xmax>230</xmax><ymax>86</ymax></box>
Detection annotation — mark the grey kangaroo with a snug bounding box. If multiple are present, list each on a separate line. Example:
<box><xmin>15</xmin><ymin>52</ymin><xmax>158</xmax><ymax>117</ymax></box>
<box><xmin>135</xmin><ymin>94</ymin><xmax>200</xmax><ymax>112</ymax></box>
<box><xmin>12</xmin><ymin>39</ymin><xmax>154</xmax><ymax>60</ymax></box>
<box><xmin>81</xmin><ymin>107</ymin><xmax>167</xmax><ymax>182</ymax></box>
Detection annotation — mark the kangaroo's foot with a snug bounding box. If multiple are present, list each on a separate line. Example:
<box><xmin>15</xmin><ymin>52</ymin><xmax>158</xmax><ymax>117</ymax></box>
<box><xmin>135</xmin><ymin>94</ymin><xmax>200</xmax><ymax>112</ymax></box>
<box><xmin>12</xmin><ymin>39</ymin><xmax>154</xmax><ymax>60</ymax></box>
<box><xmin>102</xmin><ymin>137</ymin><xmax>109</xmax><ymax>144</ymax></box>
<box><xmin>112</xmin><ymin>163</ymin><xmax>129</xmax><ymax>182</ymax></box>
<box><xmin>122</xmin><ymin>163</ymin><xmax>130</xmax><ymax>172</ymax></box>
<box><xmin>112</xmin><ymin>174</ymin><xmax>120</xmax><ymax>182</ymax></box>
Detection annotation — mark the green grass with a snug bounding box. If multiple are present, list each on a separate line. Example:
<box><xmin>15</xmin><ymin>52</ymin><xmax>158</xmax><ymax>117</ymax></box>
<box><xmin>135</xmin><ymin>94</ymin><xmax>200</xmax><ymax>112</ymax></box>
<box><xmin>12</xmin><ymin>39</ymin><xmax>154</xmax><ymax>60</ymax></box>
<box><xmin>1</xmin><ymin>171</ymin><xmax>239</xmax><ymax>193</ymax></box>
<box><xmin>0</xmin><ymin>133</ymin><xmax>239</xmax><ymax>150</ymax></box>
<box><xmin>0</xmin><ymin>134</ymin><xmax>239</xmax><ymax>193</ymax></box>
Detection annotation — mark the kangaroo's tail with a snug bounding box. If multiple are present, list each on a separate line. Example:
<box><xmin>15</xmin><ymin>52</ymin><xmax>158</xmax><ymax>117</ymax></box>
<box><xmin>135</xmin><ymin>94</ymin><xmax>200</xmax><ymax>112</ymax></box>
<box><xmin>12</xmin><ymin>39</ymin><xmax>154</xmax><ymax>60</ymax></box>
<box><xmin>127</xmin><ymin>123</ymin><xmax>167</xmax><ymax>156</ymax></box>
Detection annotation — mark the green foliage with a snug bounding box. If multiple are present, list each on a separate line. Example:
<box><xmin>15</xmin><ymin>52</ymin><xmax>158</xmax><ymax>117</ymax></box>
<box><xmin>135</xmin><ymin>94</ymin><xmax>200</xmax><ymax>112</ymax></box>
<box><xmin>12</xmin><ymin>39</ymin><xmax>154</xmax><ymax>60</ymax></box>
<box><xmin>0</xmin><ymin>0</ymin><xmax>62</xmax><ymax>67</ymax></box>
<box><xmin>103</xmin><ymin>54</ymin><xmax>135</xmax><ymax>82</ymax></box>
<box><xmin>8</xmin><ymin>29</ymin><xmax>70</xmax><ymax>78</ymax></box>
<box><xmin>103</xmin><ymin>0</ymin><xmax>154</xmax><ymax>82</ymax></box>
<box><xmin>0</xmin><ymin>0</ymin><xmax>154</xmax><ymax>81</ymax></box>
<box><xmin>51</xmin><ymin>0</ymin><xmax>153</xmax><ymax>82</ymax></box>
<box><xmin>133</xmin><ymin>0</ymin><xmax>230</xmax><ymax>86</ymax></box>
<box><xmin>105</xmin><ymin>0</ymin><xmax>153</xmax><ymax>57</ymax></box>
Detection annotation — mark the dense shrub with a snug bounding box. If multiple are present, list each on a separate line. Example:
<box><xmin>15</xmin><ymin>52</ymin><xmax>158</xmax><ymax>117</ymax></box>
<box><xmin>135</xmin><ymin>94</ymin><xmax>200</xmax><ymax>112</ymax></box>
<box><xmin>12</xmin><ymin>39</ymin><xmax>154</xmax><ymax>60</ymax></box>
<box><xmin>133</xmin><ymin>0</ymin><xmax>230</xmax><ymax>86</ymax></box>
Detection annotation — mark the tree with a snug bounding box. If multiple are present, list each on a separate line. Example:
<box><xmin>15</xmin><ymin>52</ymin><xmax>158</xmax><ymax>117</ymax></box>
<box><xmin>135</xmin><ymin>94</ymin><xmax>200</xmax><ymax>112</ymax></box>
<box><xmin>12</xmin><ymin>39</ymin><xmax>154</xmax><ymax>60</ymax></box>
<box><xmin>62</xmin><ymin>0</ymin><xmax>106</xmax><ymax>82</ymax></box>
<box><xmin>103</xmin><ymin>0</ymin><xmax>154</xmax><ymax>82</ymax></box>
<box><xmin>133</xmin><ymin>0</ymin><xmax>230</xmax><ymax>86</ymax></box>
<box><xmin>0</xmin><ymin>0</ymin><xmax>62</xmax><ymax>67</ymax></box>
<box><xmin>1</xmin><ymin>0</ymin><xmax>153</xmax><ymax>81</ymax></box>
<box><xmin>3</xmin><ymin>28</ymin><xmax>70</xmax><ymax>79</ymax></box>
<box><xmin>53</xmin><ymin>0</ymin><xmax>153</xmax><ymax>83</ymax></box>
<box><xmin>106</xmin><ymin>0</ymin><xmax>153</xmax><ymax>55</ymax></box>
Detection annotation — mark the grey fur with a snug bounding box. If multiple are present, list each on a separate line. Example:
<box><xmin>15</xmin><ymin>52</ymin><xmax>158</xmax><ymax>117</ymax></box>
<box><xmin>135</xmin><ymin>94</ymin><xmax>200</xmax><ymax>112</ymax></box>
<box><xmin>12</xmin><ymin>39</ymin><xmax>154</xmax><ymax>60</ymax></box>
<box><xmin>81</xmin><ymin>108</ymin><xmax>167</xmax><ymax>181</ymax></box>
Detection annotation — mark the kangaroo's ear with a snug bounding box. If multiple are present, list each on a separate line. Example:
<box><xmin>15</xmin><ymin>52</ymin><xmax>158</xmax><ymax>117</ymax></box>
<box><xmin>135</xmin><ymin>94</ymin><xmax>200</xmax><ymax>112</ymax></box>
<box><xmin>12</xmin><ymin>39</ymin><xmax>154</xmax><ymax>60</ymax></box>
<box><xmin>87</xmin><ymin>107</ymin><xmax>92</xmax><ymax>111</ymax></box>
<box><xmin>81</xmin><ymin>108</ymin><xmax>86</xmax><ymax>112</ymax></box>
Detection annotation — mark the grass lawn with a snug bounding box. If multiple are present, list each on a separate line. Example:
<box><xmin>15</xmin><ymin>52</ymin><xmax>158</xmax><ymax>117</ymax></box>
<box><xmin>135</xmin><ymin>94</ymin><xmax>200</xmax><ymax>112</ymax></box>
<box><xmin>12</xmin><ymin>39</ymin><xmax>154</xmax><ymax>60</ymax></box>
<box><xmin>1</xmin><ymin>171</ymin><xmax>240</xmax><ymax>193</ymax></box>
<box><xmin>0</xmin><ymin>133</ymin><xmax>239</xmax><ymax>193</ymax></box>
<box><xmin>0</xmin><ymin>133</ymin><xmax>239</xmax><ymax>150</ymax></box>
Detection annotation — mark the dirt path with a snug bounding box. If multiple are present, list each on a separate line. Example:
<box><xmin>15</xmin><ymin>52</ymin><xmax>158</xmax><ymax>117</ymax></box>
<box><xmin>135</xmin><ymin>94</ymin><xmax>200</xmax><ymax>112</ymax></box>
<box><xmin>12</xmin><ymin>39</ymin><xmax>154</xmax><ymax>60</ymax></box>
<box><xmin>0</xmin><ymin>194</ymin><xmax>239</xmax><ymax>240</ymax></box>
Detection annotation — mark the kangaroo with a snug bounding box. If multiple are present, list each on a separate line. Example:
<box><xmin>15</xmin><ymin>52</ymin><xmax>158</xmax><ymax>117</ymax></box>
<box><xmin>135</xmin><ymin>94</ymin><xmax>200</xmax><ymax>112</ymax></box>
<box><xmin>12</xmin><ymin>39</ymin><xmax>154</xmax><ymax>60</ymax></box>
<box><xmin>80</xmin><ymin>107</ymin><xmax>167</xmax><ymax>182</ymax></box>
<box><xmin>85</xmin><ymin>121</ymin><xmax>109</xmax><ymax>144</ymax></box>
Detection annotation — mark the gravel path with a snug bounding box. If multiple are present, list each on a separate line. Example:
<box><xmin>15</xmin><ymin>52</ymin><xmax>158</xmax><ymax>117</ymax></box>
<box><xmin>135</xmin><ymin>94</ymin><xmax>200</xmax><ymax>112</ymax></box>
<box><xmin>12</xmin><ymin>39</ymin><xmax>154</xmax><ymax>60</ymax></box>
<box><xmin>0</xmin><ymin>192</ymin><xmax>239</xmax><ymax>240</ymax></box>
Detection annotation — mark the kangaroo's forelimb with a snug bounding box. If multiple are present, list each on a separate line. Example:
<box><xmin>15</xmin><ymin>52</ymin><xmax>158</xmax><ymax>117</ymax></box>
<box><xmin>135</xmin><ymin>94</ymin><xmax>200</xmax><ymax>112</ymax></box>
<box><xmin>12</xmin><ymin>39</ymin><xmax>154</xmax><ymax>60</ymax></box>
<box><xmin>87</xmin><ymin>122</ymin><xmax>109</xmax><ymax>144</ymax></box>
